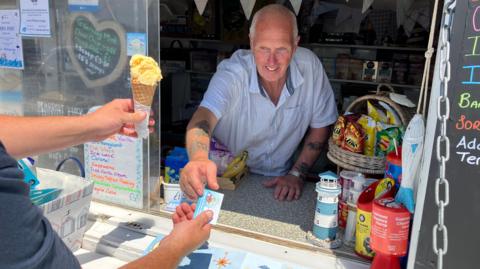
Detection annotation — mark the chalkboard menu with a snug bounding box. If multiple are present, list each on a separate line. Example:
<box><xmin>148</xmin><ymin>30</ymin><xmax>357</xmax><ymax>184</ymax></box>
<box><xmin>414</xmin><ymin>1</ymin><xmax>480</xmax><ymax>268</ymax></box>
<box><xmin>66</xmin><ymin>13</ymin><xmax>127</xmax><ymax>88</ymax></box>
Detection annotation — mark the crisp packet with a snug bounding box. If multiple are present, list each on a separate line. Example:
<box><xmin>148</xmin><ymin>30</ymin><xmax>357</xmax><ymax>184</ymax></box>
<box><xmin>342</xmin><ymin>121</ymin><xmax>365</xmax><ymax>153</ymax></box>
<box><xmin>367</xmin><ymin>101</ymin><xmax>388</xmax><ymax>123</ymax></box>
<box><xmin>379</xmin><ymin>101</ymin><xmax>401</xmax><ymax>126</ymax></box>
<box><xmin>193</xmin><ymin>189</ymin><xmax>224</xmax><ymax>224</ymax></box>
<box><xmin>376</xmin><ymin>127</ymin><xmax>404</xmax><ymax>157</ymax></box>
<box><xmin>332</xmin><ymin>116</ymin><xmax>347</xmax><ymax>146</ymax></box>
<box><xmin>357</xmin><ymin>115</ymin><xmax>377</xmax><ymax>156</ymax></box>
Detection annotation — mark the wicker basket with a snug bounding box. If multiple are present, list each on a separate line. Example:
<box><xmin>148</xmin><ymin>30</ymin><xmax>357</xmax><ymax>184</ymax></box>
<box><xmin>344</xmin><ymin>84</ymin><xmax>413</xmax><ymax>126</ymax></box>
<box><xmin>327</xmin><ymin>84</ymin><xmax>414</xmax><ymax>174</ymax></box>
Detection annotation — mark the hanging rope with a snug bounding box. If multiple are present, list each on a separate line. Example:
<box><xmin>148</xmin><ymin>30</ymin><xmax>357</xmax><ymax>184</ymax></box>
<box><xmin>417</xmin><ymin>0</ymin><xmax>441</xmax><ymax>115</ymax></box>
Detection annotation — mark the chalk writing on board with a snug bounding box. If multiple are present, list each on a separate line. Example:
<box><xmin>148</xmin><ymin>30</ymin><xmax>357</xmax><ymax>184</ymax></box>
<box><xmin>455</xmin><ymin>2</ymin><xmax>480</xmax><ymax>165</ymax></box>
<box><xmin>85</xmin><ymin>134</ymin><xmax>143</xmax><ymax>209</ymax></box>
<box><xmin>66</xmin><ymin>13</ymin><xmax>127</xmax><ymax>88</ymax></box>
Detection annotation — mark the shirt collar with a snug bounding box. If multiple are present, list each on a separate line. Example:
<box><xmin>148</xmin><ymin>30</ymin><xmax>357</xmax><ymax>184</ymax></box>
<box><xmin>249</xmin><ymin>55</ymin><xmax>304</xmax><ymax>97</ymax></box>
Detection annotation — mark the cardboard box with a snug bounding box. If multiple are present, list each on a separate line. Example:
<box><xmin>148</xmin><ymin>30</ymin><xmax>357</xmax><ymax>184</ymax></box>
<box><xmin>348</xmin><ymin>59</ymin><xmax>364</xmax><ymax>80</ymax></box>
<box><xmin>36</xmin><ymin>168</ymin><xmax>94</xmax><ymax>252</ymax></box>
<box><xmin>377</xmin><ymin>62</ymin><xmax>393</xmax><ymax>83</ymax></box>
<box><xmin>335</xmin><ymin>54</ymin><xmax>350</xmax><ymax>79</ymax></box>
<box><xmin>362</xmin><ymin>61</ymin><xmax>378</xmax><ymax>81</ymax></box>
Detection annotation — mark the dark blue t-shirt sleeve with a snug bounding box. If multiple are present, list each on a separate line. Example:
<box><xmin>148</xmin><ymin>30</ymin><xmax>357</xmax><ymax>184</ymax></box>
<box><xmin>0</xmin><ymin>142</ymin><xmax>80</xmax><ymax>269</ymax></box>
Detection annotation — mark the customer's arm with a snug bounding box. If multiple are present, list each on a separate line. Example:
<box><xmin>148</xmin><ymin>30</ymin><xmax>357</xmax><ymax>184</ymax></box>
<box><xmin>263</xmin><ymin>126</ymin><xmax>331</xmax><ymax>201</ymax></box>
<box><xmin>0</xmin><ymin>99</ymin><xmax>147</xmax><ymax>159</ymax></box>
<box><xmin>120</xmin><ymin>204</ymin><xmax>212</xmax><ymax>269</ymax></box>
<box><xmin>180</xmin><ymin>107</ymin><xmax>219</xmax><ymax>200</ymax></box>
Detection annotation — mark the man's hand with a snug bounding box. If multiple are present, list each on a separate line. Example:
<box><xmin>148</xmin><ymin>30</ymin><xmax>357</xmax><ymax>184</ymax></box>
<box><xmin>180</xmin><ymin>159</ymin><xmax>219</xmax><ymax>200</ymax></box>
<box><xmin>263</xmin><ymin>175</ymin><xmax>304</xmax><ymax>201</ymax></box>
<box><xmin>87</xmin><ymin>99</ymin><xmax>154</xmax><ymax>141</ymax></box>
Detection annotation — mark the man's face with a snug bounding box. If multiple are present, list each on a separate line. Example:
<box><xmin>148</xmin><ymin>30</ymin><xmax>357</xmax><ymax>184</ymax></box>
<box><xmin>251</xmin><ymin>19</ymin><xmax>298</xmax><ymax>83</ymax></box>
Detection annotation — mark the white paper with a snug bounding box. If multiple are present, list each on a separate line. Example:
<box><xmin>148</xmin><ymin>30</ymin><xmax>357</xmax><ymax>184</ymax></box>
<box><xmin>0</xmin><ymin>10</ymin><xmax>24</xmax><ymax>70</ymax></box>
<box><xmin>290</xmin><ymin>0</ymin><xmax>303</xmax><ymax>15</ymax></box>
<box><xmin>68</xmin><ymin>0</ymin><xmax>100</xmax><ymax>12</ymax></box>
<box><xmin>362</xmin><ymin>0</ymin><xmax>374</xmax><ymax>13</ymax></box>
<box><xmin>194</xmin><ymin>0</ymin><xmax>208</xmax><ymax>16</ymax></box>
<box><xmin>240</xmin><ymin>0</ymin><xmax>256</xmax><ymax>20</ymax></box>
<box><xmin>19</xmin><ymin>0</ymin><xmax>51</xmax><ymax>37</ymax></box>
<box><xmin>85</xmin><ymin>134</ymin><xmax>144</xmax><ymax>209</ymax></box>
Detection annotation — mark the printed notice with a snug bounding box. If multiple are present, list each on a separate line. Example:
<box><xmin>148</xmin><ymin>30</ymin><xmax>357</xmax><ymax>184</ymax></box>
<box><xmin>68</xmin><ymin>0</ymin><xmax>100</xmax><ymax>13</ymax></box>
<box><xmin>127</xmin><ymin>32</ymin><xmax>147</xmax><ymax>56</ymax></box>
<box><xmin>0</xmin><ymin>10</ymin><xmax>23</xmax><ymax>69</ymax></box>
<box><xmin>85</xmin><ymin>134</ymin><xmax>143</xmax><ymax>209</ymax></box>
<box><xmin>19</xmin><ymin>0</ymin><xmax>51</xmax><ymax>37</ymax></box>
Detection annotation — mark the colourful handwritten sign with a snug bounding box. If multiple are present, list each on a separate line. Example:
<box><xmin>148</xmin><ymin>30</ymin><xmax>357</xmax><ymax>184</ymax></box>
<box><xmin>454</xmin><ymin>1</ymin><xmax>480</xmax><ymax>166</ymax></box>
<box><xmin>85</xmin><ymin>134</ymin><xmax>143</xmax><ymax>209</ymax></box>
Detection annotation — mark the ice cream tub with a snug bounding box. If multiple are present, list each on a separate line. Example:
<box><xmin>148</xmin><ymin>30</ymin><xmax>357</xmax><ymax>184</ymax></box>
<box><xmin>162</xmin><ymin>181</ymin><xmax>182</xmax><ymax>204</ymax></box>
<box><xmin>340</xmin><ymin>170</ymin><xmax>363</xmax><ymax>201</ymax></box>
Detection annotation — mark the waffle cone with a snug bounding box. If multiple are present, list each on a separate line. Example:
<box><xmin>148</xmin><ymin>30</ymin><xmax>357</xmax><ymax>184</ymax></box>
<box><xmin>131</xmin><ymin>83</ymin><xmax>157</xmax><ymax>107</ymax></box>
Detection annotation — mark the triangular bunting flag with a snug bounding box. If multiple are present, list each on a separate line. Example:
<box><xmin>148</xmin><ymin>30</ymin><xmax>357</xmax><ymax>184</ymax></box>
<box><xmin>289</xmin><ymin>0</ymin><xmax>303</xmax><ymax>15</ymax></box>
<box><xmin>362</xmin><ymin>0</ymin><xmax>374</xmax><ymax>13</ymax></box>
<box><xmin>240</xmin><ymin>0</ymin><xmax>256</xmax><ymax>20</ymax></box>
<box><xmin>194</xmin><ymin>0</ymin><xmax>208</xmax><ymax>16</ymax></box>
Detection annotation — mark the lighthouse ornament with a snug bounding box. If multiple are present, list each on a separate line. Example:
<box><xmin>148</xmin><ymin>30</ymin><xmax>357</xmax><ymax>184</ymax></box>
<box><xmin>307</xmin><ymin>171</ymin><xmax>342</xmax><ymax>249</ymax></box>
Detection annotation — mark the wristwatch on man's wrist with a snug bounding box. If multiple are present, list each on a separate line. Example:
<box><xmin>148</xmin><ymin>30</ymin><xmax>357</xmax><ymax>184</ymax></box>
<box><xmin>288</xmin><ymin>169</ymin><xmax>305</xmax><ymax>180</ymax></box>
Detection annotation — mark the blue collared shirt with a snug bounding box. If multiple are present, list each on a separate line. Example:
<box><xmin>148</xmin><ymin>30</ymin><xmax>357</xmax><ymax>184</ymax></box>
<box><xmin>200</xmin><ymin>47</ymin><xmax>338</xmax><ymax>176</ymax></box>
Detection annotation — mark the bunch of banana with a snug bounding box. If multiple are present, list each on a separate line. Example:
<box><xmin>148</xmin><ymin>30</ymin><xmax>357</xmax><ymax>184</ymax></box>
<box><xmin>221</xmin><ymin>151</ymin><xmax>248</xmax><ymax>178</ymax></box>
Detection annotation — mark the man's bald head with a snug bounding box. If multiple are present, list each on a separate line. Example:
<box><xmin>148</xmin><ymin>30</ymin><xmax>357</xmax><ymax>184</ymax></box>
<box><xmin>249</xmin><ymin>4</ymin><xmax>298</xmax><ymax>42</ymax></box>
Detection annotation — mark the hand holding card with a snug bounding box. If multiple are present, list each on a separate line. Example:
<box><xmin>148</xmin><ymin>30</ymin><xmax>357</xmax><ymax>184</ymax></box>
<box><xmin>193</xmin><ymin>189</ymin><xmax>224</xmax><ymax>224</ymax></box>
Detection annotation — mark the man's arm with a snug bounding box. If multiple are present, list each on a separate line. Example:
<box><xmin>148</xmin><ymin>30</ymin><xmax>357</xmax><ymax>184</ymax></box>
<box><xmin>185</xmin><ymin>107</ymin><xmax>217</xmax><ymax>162</ymax></box>
<box><xmin>263</xmin><ymin>126</ymin><xmax>332</xmax><ymax>201</ymax></box>
<box><xmin>180</xmin><ymin>107</ymin><xmax>219</xmax><ymax>200</ymax></box>
<box><xmin>292</xmin><ymin>126</ymin><xmax>331</xmax><ymax>178</ymax></box>
<box><xmin>0</xmin><ymin>99</ymin><xmax>147</xmax><ymax>159</ymax></box>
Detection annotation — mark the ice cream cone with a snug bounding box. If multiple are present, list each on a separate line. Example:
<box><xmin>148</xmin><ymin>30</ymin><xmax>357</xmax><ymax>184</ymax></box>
<box><xmin>129</xmin><ymin>54</ymin><xmax>162</xmax><ymax>139</ymax></box>
<box><xmin>131</xmin><ymin>83</ymin><xmax>157</xmax><ymax>107</ymax></box>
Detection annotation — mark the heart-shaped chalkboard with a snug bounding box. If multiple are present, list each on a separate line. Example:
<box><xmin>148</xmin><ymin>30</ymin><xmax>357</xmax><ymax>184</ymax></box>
<box><xmin>66</xmin><ymin>13</ymin><xmax>127</xmax><ymax>88</ymax></box>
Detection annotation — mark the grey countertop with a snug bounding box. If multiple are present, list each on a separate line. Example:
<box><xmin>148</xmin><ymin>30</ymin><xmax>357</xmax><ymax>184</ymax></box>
<box><xmin>216</xmin><ymin>173</ymin><xmax>365</xmax><ymax>262</ymax></box>
<box><xmin>217</xmin><ymin>173</ymin><xmax>317</xmax><ymax>243</ymax></box>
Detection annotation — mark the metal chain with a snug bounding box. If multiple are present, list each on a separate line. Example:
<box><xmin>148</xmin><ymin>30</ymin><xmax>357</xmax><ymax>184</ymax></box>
<box><xmin>433</xmin><ymin>1</ymin><xmax>455</xmax><ymax>268</ymax></box>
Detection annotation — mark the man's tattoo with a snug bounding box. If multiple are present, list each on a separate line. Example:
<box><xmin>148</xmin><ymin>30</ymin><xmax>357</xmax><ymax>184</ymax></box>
<box><xmin>193</xmin><ymin>120</ymin><xmax>210</xmax><ymax>137</ymax></box>
<box><xmin>307</xmin><ymin>141</ymin><xmax>325</xmax><ymax>152</ymax></box>
<box><xmin>190</xmin><ymin>141</ymin><xmax>209</xmax><ymax>155</ymax></box>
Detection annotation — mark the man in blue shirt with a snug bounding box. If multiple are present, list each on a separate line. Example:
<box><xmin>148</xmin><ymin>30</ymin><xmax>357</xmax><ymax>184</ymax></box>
<box><xmin>0</xmin><ymin>99</ymin><xmax>212</xmax><ymax>269</ymax></box>
<box><xmin>181</xmin><ymin>4</ymin><xmax>337</xmax><ymax>202</ymax></box>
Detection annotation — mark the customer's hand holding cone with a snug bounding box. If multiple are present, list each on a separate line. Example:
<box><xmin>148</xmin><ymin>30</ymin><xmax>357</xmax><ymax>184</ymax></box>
<box><xmin>129</xmin><ymin>55</ymin><xmax>162</xmax><ymax>139</ymax></box>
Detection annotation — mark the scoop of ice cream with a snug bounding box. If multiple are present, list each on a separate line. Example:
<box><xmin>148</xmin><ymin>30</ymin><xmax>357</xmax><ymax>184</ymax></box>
<box><xmin>129</xmin><ymin>55</ymin><xmax>162</xmax><ymax>86</ymax></box>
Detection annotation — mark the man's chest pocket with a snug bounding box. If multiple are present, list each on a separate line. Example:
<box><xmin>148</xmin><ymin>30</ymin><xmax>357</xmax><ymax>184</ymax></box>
<box><xmin>276</xmin><ymin>105</ymin><xmax>307</xmax><ymax>131</ymax></box>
